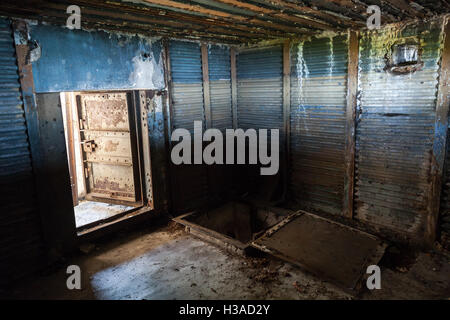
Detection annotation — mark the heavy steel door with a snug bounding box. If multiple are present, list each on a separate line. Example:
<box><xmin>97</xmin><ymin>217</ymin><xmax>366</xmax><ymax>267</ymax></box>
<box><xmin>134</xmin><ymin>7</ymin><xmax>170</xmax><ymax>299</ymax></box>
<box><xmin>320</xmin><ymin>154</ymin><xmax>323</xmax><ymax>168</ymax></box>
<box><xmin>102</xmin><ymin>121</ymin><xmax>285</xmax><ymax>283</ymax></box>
<box><xmin>76</xmin><ymin>92</ymin><xmax>141</xmax><ymax>206</ymax></box>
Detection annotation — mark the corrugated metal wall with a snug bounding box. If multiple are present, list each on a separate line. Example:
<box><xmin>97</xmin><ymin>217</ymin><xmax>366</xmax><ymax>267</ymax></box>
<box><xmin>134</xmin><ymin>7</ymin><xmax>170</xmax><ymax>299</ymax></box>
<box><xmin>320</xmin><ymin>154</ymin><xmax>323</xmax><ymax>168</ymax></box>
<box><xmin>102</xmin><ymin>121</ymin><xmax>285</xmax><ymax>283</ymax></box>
<box><xmin>169</xmin><ymin>40</ymin><xmax>208</xmax><ymax>213</ymax></box>
<box><xmin>237</xmin><ymin>45</ymin><xmax>284</xmax><ymax>137</ymax></box>
<box><xmin>30</xmin><ymin>24</ymin><xmax>165</xmax><ymax>93</ymax></box>
<box><xmin>290</xmin><ymin>36</ymin><xmax>348</xmax><ymax>216</ymax></box>
<box><xmin>206</xmin><ymin>44</ymin><xmax>233</xmax><ymax>201</ymax></box>
<box><xmin>236</xmin><ymin>45</ymin><xmax>284</xmax><ymax>192</ymax></box>
<box><xmin>355</xmin><ymin>21</ymin><xmax>442</xmax><ymax>236</ymax></box>
<box><xmin>0</xmin><ymin>18</ymin><xmax>43</xmax><ymax>285</ymax></box>
<box><xmin>208</xmin><ymin>45</ymin><xmax>232</xmax><ymax>132</ymax></box>
<box><xmin>439</xmin><ymin>117</ymin><xmax>450</xmax><ymax>244</ymax></box>
<box><xmin>169</xmin><ymin>40</ymin><xmax>205</xmax><ymax>133</ymax></box>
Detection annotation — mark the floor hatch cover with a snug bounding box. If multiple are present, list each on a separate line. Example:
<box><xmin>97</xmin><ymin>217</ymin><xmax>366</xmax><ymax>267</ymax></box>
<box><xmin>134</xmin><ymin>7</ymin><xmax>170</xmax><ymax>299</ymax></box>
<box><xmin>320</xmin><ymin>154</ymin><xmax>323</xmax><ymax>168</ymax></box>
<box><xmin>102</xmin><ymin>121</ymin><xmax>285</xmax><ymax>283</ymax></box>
<box><xmin>251</xmin><ymin>211</ymin><xmax>387</xmax><ymax>291</ymax></box>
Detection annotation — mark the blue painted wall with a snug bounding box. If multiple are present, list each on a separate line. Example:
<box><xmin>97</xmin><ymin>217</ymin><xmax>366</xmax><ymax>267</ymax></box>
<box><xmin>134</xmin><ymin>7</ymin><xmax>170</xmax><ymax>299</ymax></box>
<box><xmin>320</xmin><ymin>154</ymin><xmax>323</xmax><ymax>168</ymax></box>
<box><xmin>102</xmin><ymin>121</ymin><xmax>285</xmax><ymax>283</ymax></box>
<box><xmin>26</xmin><ymin>24</ymin><xmax>169</xmax><ymax>212</ymax></box>
<box><xmin>29</xmin><ymin>24</ymin><xmax>164</xmax><ymax>93</ymax></box>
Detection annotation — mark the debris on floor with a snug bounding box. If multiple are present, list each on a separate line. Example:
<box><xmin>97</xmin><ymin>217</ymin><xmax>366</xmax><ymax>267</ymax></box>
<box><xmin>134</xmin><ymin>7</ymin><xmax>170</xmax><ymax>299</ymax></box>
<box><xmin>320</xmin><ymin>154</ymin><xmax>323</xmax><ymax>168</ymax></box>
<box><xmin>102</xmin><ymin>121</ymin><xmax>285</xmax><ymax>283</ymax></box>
<box><xmin>79</xmin><ymin>243</ymin><xmax>96</xmax><ymax>255</ymax></box>
<box><xmin>7</xmin><ymin>224</ymin><xmax>450</xmax><ymax>300</ymax></box>
<box><xmin>167</xmin><ymin>220</ymin><xmax>185</xmax><ymax>234</ymax></box>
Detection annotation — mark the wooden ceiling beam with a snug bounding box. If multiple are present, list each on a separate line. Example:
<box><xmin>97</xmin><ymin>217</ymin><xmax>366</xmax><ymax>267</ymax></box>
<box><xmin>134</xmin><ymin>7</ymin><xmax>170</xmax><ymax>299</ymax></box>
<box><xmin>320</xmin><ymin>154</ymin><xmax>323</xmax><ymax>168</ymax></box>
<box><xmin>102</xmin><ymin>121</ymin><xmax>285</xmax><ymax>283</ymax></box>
<box><xmin>41</xmin><ymin>2</ymin><xmax>260</xmax><ymax>40</ymax></box>
<box><xmin>92</xmin><ymin>0</ymin><xmax>295</xmax><ymax>37</ymax></box>
<box><xmin>6</xmin><ymin>0</ymin><xmax>286</xmax><ymax>39</ymax></box>
<box><xmin>212</xmin><ymin>0</ymin><xmax>336</xmax><ymax>30</ymax></box>
<box><xmin>382</xmin><ymin>0</ymin><xmax>426</xmax><ymax>19</ymax></box>
<box><xmin>306</xmin><ymin>0</ymin><xmax>369</xmax><ymax>22</ymax></box>
<box><xmin>0</xmin><ymin>5</ymin><xmax>250</xmax><ymax>43</ymax></box>
<box><xmin>261</xmin><ymin>0</ymin><xmax>366</xmax><ymax>27</ymax></box>
<box><xmin>141</xmin><ymin>0</ymin><xmax>318</xmax><ymax>34</ymax></box>
<box><xmin>2</xmin><ymin>0</ymin><xmax>448</xmax><ymax>44</ymax></box>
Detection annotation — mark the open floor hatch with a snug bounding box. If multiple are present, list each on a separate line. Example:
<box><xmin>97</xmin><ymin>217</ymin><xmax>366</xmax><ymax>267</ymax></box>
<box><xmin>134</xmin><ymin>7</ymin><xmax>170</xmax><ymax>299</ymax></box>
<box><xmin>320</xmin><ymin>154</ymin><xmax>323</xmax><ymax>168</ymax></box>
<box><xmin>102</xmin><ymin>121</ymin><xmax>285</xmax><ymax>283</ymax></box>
<box><xmin>175</xmin><ymin>203</ymin><xmax>387</xmax><ymax>292</ymax></box>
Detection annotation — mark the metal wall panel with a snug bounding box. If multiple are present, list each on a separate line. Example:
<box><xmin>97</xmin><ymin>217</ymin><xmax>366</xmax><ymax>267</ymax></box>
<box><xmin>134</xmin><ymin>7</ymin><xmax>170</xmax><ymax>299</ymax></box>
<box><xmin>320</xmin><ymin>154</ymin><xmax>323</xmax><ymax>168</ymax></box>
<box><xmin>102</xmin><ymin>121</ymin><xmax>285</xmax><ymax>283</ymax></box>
<box><xmin>355</xmin><ymin>21</ymin><xmax>442</xmax><ymax>236</ymax></box>
<box><xmin>170</xmin><ymin>40</ymin><xmax>205</xmax><ymax>133</ymax></box>
<box><xmin>208</xmin><ymin>45</ymin><xmax>232</xmax><ymax>132</ymax></box>
<box><xmin>236</xmin><ymin>45</ymin><xmax>284</xmax><ymax>193</ymax></box>
<box><xmin>30</xmin><ymin>24</ymin><xmax>165</xmax><ymax>93</ymax></box>
<box><xmin>0</xmin><ymin>18</ymin><xmax>43</xmax><ymax>285</ymax></box>
<box><xmin>237</xmin><ymin>46</ymin><xmax>284</xmax><ymax>139</ymax></box>
<box><xmin>169</xmin><ymin>40</ymin><xmax>208</xmax><ymax>213</ymax></box>
<box><xmin>290</xmin><ymin>36</ymin><xmax>348</xmax><ymax>216</ymax></box>
<box><xmin>439</xmin><ymin>119</ymin><xmax>450</xmax><ymax>244</ymax></box>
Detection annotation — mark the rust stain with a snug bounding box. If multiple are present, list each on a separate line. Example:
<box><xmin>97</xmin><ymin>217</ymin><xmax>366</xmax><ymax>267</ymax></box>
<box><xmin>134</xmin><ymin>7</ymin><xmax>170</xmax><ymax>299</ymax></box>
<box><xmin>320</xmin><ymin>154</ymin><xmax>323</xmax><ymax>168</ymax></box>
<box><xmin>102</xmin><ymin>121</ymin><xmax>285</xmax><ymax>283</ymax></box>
<box><xmin>104</xmin><ymin>140</ymin><xmax>120</xmax><ymax>152</ymax></box>
<box><xmin>94</xmin><ymin>177</ymin><xmax>132</xmax><ymax>193</ymax></box>
<box><xmin>86</xmin><ymin>99</ymin><xmax>128</xmax><ymax>129</ymax></box>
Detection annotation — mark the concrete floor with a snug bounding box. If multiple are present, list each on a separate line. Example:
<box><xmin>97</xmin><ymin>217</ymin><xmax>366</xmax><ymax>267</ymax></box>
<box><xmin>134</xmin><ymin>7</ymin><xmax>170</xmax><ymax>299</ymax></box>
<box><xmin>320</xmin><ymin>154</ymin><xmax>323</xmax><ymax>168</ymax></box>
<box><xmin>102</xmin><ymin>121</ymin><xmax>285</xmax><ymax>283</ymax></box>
<box><xmin>74</xmin><ymin>200</ymin><xmax>134</xmax><ymax>228</ymax></box>
<box><xmin>8</xmin><ymin>223</ymin><xmax>450</xmax><ymax>300</ymax></box>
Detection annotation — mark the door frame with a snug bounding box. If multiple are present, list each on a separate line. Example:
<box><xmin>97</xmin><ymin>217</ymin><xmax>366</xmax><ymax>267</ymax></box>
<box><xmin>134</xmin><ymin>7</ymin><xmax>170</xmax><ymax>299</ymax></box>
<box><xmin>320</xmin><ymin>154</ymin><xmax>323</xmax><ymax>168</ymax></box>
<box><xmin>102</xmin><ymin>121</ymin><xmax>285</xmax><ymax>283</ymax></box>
<box><xmin>62</xmin><ymin>89</ymin><xmax>155</xmax><ymax>232</ymax></box>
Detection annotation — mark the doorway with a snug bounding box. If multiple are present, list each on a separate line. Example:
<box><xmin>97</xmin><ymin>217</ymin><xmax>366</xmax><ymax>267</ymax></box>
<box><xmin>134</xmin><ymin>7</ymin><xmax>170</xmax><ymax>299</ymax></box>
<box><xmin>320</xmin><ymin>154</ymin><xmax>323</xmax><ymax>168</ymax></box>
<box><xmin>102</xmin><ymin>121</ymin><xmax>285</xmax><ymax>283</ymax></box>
<box><xmin>61</xmin><ymin>91</ymin><xmax>148</xmax><ymax>229</ymax></box>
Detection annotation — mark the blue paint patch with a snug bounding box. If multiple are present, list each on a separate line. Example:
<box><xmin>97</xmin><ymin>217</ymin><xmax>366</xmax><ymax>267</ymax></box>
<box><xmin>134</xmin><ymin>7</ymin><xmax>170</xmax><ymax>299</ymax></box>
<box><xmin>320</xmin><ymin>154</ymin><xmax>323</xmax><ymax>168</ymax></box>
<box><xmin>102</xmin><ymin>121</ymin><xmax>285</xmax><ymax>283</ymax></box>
<box><xmin>169</xmin><ymin>41</ymin><xmax>203</xmax><ymax>83</ymax></box>
<box><xmin>29</xmin><ymin>24</ymin><xmax>163</xmax><ymax>92</ymax></box>
<box><xmin>169</xmin><ymin>40</ymin><xmax>203</xmax><ymax>84</ymax></box>
<box><xmin>434</xmin><ymin>122</ymin><xmax>448</xmax><ymax>164</ymax></box>
<box><xmin>301</xmin><ymin>36</ymin><xmax>348</xmax><ymax>77</ymax></box>
<box><xmin>208</xmin><ymin>45</ymin><xmax>230</xmax><ymax>81</ymax></box>
<box><xmin>237</xmin><ymin>46</ymin><xmax>282</xmax><ymax>80</ymax></box>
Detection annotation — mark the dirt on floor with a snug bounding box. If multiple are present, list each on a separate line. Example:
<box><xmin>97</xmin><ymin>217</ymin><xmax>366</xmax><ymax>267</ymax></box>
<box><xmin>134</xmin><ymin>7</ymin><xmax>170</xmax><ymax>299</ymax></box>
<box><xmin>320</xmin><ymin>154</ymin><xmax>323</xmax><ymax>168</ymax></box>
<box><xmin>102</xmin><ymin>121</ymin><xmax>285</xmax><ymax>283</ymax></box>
<box><xmin>4</xmin><ymin>223</ymin><xmax>450</xmax><ymax>300</ymax></box>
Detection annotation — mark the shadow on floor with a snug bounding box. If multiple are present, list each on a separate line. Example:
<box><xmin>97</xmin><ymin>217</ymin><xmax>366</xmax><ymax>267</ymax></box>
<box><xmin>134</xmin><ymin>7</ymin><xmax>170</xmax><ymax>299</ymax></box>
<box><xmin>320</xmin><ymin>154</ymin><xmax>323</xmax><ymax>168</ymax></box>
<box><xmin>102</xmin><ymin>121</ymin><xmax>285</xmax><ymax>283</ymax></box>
<box><xmin>5</xmin><ymin>223</ymin><xmax>450</xmax><ymax>300</ymax></box>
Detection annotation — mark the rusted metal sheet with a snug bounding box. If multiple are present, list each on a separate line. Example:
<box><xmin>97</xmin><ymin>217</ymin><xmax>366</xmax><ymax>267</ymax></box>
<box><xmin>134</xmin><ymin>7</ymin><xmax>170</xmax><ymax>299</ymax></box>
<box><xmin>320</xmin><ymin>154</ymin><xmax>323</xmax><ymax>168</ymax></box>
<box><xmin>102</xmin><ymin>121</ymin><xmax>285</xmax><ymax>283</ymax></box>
<box><xmin>0</xmin><ymin>0</ymin><xmax>449</xmax><ymax>44</ymax></box>
<box><xmin>201</xmin><ymin>43</ymin><xmax>212</xmax><ymax>129</ymax></box>
<box><xmin>237</xmin><ymin>45</ymin><xmax>284</xmax><ymax>140</ymax></box>
<box><xmin>251</xmin><ymin>211</ymin><xmax>387</xmax><ymax>292</ymax></box>
<box><xmin>236</xmin><ymin>45</ymin><xmax>284</xmax><ymax>194</ymax></box>
<box><xmin>137</xmin><ymin>91</ymin><xmax>154</xmax><ymax>209</ymax></box>
<box><xmin>0</xmin><ymin>18</ymin><xmax>44</xmax><ymax>286</ymax></box>
<box><xmin>35</xmin><ymin>92</ymin><xmax>77</xmax><ymax>252</ymax></box>
<box><xmin>283</xmin><ymin>40</ymin><xmax>291</xmax><ymax>199</ymax></box>
<box><xmin>168</xmin><ymin>40</ymin><xmax>209</xmax><ymax>213</ymax></box>
<box><xmin>290</xmin><ymin>35</ymin><xmax>348</xmax><ymax>216</ymax></box>
<box><xmin>63</xmin><ymin>92</ymin><xmax>78</xmax><ymax>206</ymax></box>
<box><xmin>439</xmin><ymin>126</ymin><xmax>450</xmax><ymax>248</ymax></box>
<box><xmin>77</xmin><ymin>93</ymin><xmax>141</xmax><ymax>205</ymax></box>
<box><xmin>169</xmin><ymin>40</ymin><xmax>205</xmax><ymax>133</ymax></box>
<box><xmin>230</xmin><ymin>47</ymin><xmax>238</xmax><ymax>129</ymax></box>
<box><xmin>355</xmin><ymin>20</ymin><xmax>443</xmax><ymax>239</ymax></box>
<box><xmin>428</xmin><ymin>17</ymin><xmax>450</xmax><ymax>245</ymax></box>
<box><xmin>208</xmin><ymin>44</ymin><xmax>233</xmax><ymax>132</ymax></box>
<box><xmin>343</xmin><ymin>30</ymin><xmax>359</xmax><ymax>219</ymax></box>
<box><xmin>436</xmin><ymin>18</ymin><xmax>450</xmax><ymax>247</ymax></box>
<box><xmin>205</xmin><ymin>44</ymin><xmax>234</xmax><ymax>200</ymax></box>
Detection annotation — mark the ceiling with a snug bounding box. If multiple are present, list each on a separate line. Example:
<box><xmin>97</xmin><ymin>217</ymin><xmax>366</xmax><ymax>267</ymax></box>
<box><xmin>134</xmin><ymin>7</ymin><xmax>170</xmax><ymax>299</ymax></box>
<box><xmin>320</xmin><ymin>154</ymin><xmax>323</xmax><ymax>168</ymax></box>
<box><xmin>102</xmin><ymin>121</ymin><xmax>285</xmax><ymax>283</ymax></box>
<box><xmin>1</xmin><ymin>0</ymin><xmax>449</xmax><ymax>43</ymax></box>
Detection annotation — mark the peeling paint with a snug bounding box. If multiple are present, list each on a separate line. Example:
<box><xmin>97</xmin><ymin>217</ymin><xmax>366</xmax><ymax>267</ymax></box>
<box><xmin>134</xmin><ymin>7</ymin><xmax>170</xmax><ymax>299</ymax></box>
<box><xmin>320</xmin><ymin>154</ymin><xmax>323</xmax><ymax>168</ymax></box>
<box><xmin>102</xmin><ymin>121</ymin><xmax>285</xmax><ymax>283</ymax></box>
<box><xmin>355</xmin><ymin>19</ymin><xmax>443</xmax><ymax>236</ymax></box>
<box><xmin>294</xmin><ymin>41</ymin><xmax>309</xmax><ymax>132</ymax></box>
<box><xmin>129</xmin><ymin>51</ymin><xmax>164</xmax><ymax>89</ymax></box>
<box><xmin>28</xmin><ymin>24</ymin><xmax>165</xmax><ymax>92</ymax></box>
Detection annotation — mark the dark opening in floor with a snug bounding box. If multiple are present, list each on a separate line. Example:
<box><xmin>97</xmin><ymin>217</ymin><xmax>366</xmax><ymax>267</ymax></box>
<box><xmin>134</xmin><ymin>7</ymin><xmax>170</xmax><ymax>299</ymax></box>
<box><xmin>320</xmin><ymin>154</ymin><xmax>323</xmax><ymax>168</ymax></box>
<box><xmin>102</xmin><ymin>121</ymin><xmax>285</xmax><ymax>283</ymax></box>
<box><xmin>180</xmin><ymin>202</ymin><xmax>288</xmax><ymax>244</ymax></box>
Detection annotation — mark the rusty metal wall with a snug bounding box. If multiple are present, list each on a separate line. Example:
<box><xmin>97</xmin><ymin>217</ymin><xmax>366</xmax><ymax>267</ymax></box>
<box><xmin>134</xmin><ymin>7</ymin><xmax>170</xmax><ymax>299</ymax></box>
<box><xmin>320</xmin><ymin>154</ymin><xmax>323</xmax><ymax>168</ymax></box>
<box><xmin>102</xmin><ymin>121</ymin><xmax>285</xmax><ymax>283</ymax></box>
<box><xmin>355</xmin><ymin>21</ymin><xmax>443</xmax><ymax>237</ymax></box>
<box><xmin>237</xmin><ymin>46</ymin><xmax>284</xmax><ymax>139</ymax></box>
<box><xmin>236</xmin><ymin>45</ymin><xmax>284</xmax><ymax>193</ymax></box>
<box><xmin>170</xmin><ymin>40</ymin><xmax>205</xmax><ymax>133</ymax></box>
<box><xmin>0</xmin><ymin>18</ymin><xmax>44</xmax><ymax>285</ymax></box>
<box><xmin>439</xmin><ymin>120</ymin><xmax>450</xmax><ymax>244</ymax></box>
<box><xmin>169</xmin><ymin>40</ymin><xmax>208</xmax><ymax>213</ymax></box>
<box><xmin>290</xmin><ymin>35</ymin><xmax>348</xmax><ymax>216</ymax></box>
<box><xmin>29</xmin><ymin>24</ymin><xmax>164</xmax><ymax>93</ymax></box>
<box><xmin>208</xmin><ymin>44</ymin><xmax>232</xmax><ymax>132</ymax></box>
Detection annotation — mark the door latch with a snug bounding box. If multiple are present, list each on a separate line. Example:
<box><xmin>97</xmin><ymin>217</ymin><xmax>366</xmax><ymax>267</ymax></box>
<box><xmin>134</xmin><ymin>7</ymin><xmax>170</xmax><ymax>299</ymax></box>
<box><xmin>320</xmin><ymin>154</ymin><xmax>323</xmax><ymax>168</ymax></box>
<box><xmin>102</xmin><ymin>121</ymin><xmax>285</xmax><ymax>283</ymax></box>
<box><xmin>83</xmin><ymin>140</ymin><xmax>97</xmax><ymax>152</ymax></box>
